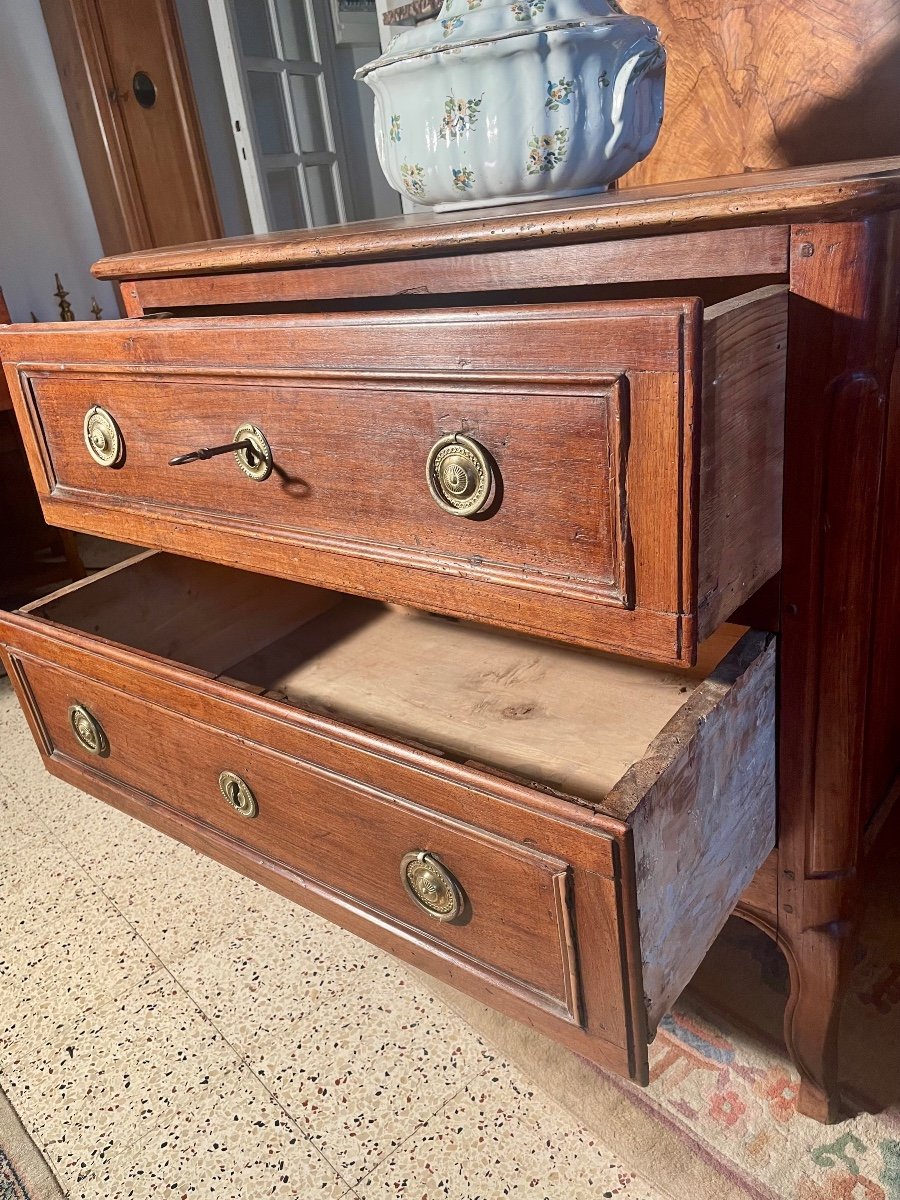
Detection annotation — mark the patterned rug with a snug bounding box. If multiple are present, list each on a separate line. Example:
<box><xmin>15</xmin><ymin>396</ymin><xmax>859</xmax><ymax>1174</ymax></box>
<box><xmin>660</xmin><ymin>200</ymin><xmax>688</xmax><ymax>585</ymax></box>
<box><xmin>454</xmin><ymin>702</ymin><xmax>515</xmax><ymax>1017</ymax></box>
<box><xmin>420</xmin><ymin>834</ymin><xmax>900</xmax><ymax>1200</ymax></box>
<box><xmin>0</xmin><ymin>1086</ymin><xmax>64</xmax><ymax>1200</ymax></box>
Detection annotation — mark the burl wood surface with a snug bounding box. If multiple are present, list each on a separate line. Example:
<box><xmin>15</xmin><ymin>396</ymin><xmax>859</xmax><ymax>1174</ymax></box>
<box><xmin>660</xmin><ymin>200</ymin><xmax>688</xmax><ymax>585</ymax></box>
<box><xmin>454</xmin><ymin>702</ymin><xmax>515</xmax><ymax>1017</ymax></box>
<box><xmin>624</xmin><ymin>0</ymin><xmax>900</xmax><ymax>187</ymax></box>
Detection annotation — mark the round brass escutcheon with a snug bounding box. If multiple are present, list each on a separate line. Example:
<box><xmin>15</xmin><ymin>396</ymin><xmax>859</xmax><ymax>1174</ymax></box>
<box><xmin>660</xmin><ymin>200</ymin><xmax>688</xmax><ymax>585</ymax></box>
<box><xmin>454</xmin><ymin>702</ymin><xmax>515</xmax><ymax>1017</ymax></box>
<box><xmin>218</xmin><ymin>770</ymin><xmax>258</xmax><ymax>818</ymax></box>
<box><xmin>400</xmin><ymin>851</ymin><xmax>464</xmax><ymax>922</ymax></box>
<box><xmin>426</xmin><ymin>434</ymin><xmax>493</xmax><ymax>517</ymax></box>
<box><xmin>68</xmin><ymin>703</ymin><xmax>109</xmax><ymax>757</ymax></box>
<box><xmin>83</xmin><ymin>406</ymin><xmax>124</xmax><ymax>468</ymax></box>
<box><xmin>232</xmin><ymin>423</ymin><xmax>273</xmax><ymax>482</ymax></box>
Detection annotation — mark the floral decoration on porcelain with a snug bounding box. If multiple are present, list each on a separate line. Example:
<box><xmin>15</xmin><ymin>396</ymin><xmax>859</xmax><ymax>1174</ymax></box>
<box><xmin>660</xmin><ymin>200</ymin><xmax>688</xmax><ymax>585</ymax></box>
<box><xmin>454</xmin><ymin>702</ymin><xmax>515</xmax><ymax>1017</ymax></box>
<box><xmin>400</xmin><ymin>162</ymin><xmax>425</xmax><ymax>198</ymax></box>
<box><xmin>355</xmin><ymin>0</ymin><xmax>666</xmax><ymax>210</ymax></box>
<box><xmin>526</xmin><ymin>128</ymin><xmax>569</xmax><ymax>174</ymax></box>
<box><xmin>510</xmin><ymin>0</ymin><xmax>545</xmax><ymax>20</ymax></box>
<box><xmin>441</xmin><ymin>94</ymin><xmax>483</xmax><ymax>139</ymax></box>
<box><xmin>545</xmin><ymin>78</ymin><xmax>574</xmax><ymax>110</ymax></box>
<box><xmin>452</xmin><ymin>166</ymin><xmax>476</xmax><ymax>191</ymax></box>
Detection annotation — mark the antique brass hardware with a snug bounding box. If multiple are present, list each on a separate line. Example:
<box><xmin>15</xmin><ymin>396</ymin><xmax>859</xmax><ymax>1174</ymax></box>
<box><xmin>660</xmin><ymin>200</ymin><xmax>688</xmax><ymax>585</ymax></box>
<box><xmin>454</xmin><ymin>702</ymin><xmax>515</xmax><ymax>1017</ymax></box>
<box><xmin>218</xmin><ymin>770</ymin><xmax>258</xmax><ymax>818</ymax></box>
<box><xmin>400</xmin><ymin>851</ymin><xmax>464</xmax><ymax>921</ymax></box>
<box><xmin>169</xmin><ymin>423</ymin><xmax>273</xmax><ymax>482</ymax></box>
<box><xmin>83</xmin><ymin>406</ymin><xmax>124</xmax><ymax>468</ymax></box>
<box><xmin>426</xmin><ymin>433</ymin><xmax>493</xmax><ymax>517</ymax></box>
<box><xmin>68</xmin><ymin>703</ymin><xmax>109</xmax><ymax>756</ymax></box>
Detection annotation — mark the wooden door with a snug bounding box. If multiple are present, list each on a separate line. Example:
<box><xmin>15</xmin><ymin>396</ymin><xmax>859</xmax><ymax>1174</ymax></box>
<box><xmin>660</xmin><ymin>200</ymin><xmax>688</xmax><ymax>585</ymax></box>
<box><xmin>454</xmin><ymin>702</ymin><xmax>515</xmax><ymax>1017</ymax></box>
<box><xmin>41</xmin><ymin>0</ymin><xmax>222</xmax><ymax>253</ymax></box>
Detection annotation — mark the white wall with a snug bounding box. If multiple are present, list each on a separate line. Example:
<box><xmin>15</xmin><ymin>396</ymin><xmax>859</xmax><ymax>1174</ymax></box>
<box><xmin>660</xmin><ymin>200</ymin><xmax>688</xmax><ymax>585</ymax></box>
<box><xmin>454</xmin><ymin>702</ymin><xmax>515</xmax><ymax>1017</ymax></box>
<box><xmin>335</xmin><ymin>42</ymin><xmax>401</xmax><ymax>221</ymax></box>
<box><xmin>0</xmin><ymin>0</ymin><xmax>118</xmax><ymax>322</ymax></box>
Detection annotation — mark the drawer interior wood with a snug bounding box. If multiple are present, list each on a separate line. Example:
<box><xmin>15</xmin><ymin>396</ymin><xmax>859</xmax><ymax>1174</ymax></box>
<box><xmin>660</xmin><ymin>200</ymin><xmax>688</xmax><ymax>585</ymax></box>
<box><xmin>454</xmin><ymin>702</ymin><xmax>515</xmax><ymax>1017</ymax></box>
<box><xmin>27</xmin><ymin>552</ymin><xmax>742</xmax><ymax>807</ymax></box>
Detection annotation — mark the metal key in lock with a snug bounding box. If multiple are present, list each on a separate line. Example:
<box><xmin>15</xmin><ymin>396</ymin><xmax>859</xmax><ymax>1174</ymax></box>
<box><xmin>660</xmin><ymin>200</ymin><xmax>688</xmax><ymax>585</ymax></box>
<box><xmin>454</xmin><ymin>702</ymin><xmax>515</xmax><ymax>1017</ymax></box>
<box><xmin>168</xmin><ymin>423</ymin><xmax>273</xmax><ymax>481</ymax></box>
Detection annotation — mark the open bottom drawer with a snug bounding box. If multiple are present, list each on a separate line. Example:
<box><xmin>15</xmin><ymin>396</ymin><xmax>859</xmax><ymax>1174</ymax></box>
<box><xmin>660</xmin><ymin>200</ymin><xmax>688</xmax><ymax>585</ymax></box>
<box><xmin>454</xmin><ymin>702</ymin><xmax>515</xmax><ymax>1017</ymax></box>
<box><xmin>0</xmin><ymin>552</ymin><xmax>776</xmax><ymax>1082</ymax></box>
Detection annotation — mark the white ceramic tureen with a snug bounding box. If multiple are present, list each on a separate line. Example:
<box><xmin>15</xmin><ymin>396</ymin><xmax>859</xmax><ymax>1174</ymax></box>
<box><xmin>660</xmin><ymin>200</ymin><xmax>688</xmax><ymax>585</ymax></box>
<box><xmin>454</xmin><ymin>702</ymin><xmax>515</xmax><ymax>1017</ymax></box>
<box><xmin>355</xmin><ymin>0</ymin><xmax>665</xmax><ymax>211</ymax></box>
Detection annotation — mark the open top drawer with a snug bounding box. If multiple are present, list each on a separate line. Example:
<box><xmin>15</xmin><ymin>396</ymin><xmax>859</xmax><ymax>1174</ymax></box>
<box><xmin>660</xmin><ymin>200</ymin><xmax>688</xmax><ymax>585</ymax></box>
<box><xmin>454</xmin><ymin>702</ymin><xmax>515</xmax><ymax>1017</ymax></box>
<box><xmin>0</xmin><ymin>552</ymin><xmax>776</xmax><ymax>1082</ymax></box>
<box><xmin>0</xmin><ymin>289</ymin><xmax>786</xmax><ymax>665</ymax></box>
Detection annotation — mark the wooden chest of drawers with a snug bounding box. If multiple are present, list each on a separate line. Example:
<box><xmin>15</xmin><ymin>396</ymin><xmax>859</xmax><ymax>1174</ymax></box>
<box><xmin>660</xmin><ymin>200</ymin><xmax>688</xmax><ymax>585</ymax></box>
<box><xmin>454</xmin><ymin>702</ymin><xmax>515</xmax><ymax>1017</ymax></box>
<box><xmin>2</xmin><ymin>158</ymin><xmax>899</xmax><ymax>1123</ymax></box>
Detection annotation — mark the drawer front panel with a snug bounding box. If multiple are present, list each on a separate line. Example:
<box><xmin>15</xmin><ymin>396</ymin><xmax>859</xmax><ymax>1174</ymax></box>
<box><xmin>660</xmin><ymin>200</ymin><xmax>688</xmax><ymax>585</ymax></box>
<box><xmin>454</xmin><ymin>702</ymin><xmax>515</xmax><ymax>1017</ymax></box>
<box><xmin>1</xmin><ymin>303</ymin><xmax>700</xmax><ymax>663</ymax></box>
<box><xmin>15</xmin><ymin>653</ymin><xmax>581</xmax><ymax>1022</ymax></box>
<box><xmin>28</xmin><ymin>372</ymin><xmax>628</xmax><ymax>603</ymax></box>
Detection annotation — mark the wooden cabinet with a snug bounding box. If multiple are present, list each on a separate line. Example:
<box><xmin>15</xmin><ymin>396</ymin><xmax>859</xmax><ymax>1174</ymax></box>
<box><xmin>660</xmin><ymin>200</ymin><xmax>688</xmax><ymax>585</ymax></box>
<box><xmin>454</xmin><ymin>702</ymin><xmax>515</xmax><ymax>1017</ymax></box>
<box><xmin>2</xmin><ymin>156</ymin><xmax>899</xmax><ymax>1123</ymax></box>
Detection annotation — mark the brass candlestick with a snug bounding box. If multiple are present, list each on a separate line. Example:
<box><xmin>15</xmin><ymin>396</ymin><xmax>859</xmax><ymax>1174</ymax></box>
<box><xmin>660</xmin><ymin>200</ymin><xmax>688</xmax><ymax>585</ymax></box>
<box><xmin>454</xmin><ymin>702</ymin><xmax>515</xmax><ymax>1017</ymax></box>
<box><xmin>54</xmin><ymin>274</ymin><xmax>75</xmax><ymax>321</ymax></box>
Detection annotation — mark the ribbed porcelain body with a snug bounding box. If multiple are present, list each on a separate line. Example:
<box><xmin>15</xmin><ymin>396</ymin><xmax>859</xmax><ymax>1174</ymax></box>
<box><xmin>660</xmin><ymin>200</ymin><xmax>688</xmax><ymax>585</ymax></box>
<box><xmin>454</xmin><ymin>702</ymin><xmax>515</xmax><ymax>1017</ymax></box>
<box><xmin>355</xmin><ymin>0</ymin><xmax>665</xmax><ymax>210</ymax></box>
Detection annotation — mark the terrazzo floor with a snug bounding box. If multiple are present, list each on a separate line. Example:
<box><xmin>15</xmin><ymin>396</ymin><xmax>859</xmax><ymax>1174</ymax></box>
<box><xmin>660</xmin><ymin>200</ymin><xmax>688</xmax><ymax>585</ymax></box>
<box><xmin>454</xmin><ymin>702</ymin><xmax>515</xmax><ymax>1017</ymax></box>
<box><xmin>0</xmin><ymin>675</ymin><xmax>671</xmax><ymax>1199</ymax></box>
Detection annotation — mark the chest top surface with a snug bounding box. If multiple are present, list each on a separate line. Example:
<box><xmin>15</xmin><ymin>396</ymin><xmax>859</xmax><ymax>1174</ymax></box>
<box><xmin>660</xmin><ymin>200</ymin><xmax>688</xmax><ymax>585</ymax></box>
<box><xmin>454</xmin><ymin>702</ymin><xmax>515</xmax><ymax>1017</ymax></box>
<box><xmin>92</xmin><ymin>157</ymin><xmax>900</xmax><ymax>282</ymax></box>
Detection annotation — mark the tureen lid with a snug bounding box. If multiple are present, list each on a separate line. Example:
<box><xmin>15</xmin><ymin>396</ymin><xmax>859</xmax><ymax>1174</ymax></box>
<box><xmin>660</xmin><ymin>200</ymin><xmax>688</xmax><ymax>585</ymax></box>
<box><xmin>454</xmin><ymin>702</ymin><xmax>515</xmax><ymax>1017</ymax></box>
<box><xmin>355</xmin><ymin>0</ymin><xmax>652</xmax><ymax>79</ymax></box>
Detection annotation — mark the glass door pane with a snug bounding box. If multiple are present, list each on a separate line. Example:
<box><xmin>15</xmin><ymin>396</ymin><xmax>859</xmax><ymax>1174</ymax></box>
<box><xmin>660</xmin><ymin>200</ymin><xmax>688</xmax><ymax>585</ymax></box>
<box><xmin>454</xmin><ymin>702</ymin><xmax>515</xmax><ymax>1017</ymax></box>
<box><xmin>247</xmin><ymin>71</ymin><xmax>292</xmax><ymax>154</ymax></box>
<box><xmin>288</xmin><ymin>74</ymin><xmax>329</xmax><ymax>153</ymax></box>
<box><xmin>275</xmin><ymin>0</ymin><xmax>314</xmax><ymax>60</ymax></box>
<box><xmin>266</xmin><ymin>168</ymin><xmax>306</xmax><ymax>229</ymax></box>
<box><xmin>305</xmin><ymin>163</ymin><xmax>339</xmax><ymax>225</ymax></box>
<box><xmin>233</xmin><ymin>0</ymin><xmax>276</xmax><ymax>56</ymax></box>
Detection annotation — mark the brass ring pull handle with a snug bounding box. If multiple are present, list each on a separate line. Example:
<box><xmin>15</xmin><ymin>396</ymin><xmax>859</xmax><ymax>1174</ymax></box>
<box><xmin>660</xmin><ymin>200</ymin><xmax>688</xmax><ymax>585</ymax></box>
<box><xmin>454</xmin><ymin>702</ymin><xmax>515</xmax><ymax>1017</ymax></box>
<box><xmin>68</xmin><ymin>703</ymin><xmax>109</xmax><ymax>757</ymax></box>
<box><xmin>218</xmin><ymin>770</ymin><xmax>258</xmax><ymax>818</ymax></box>
<box><xmin>400</xmin><ymin>850</ymin><xmax>464</xmax><ymax>922</ymax></box>
<box><xmin>83</xmin><ymin>406</ymin><xmax>124</xmax><ymax>468</ymax></box>
<box><xmin>426</xmin><ymin>434</ymin><xmax>493</xmax><ymax>517</ymax></box>
<box><xmin>169</xmin><ymin>424</ymin><xmax>273</xmax><ymax>482</ymax></box>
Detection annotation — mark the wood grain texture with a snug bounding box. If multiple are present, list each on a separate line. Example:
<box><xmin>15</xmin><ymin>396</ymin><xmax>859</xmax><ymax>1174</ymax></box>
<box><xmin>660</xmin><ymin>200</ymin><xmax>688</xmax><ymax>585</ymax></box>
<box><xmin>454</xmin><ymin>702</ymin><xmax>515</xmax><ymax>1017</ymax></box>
<box><xmin>23</xmin><ymin>550</ymin><xmax>339</xmax><ymax>672</ymax></box>
<box><xmin>0</xmin><ymin>293</ymin><xmax>782</xmax><ymax>663</ymax></box>
<box><xmin>25</xmin><ymin>372</ymin><xmax>631</xmax><ymax>604</ymax></box>
<box><xmin>0</xmin><ymin>290</ymin><xmax>85</xmax><ymax>598</ymax></box>
<box><xmin>28</xmin><ymin>734</ymin><xmax>635</xmax><ymax>1080</ymax></box>
<box><xmin>228</xmin><ymin>601</ymin><xmax>742</xmax><ymax>805</ymax></box>
<box><xmin>610</xmin><ymin>633</ymin><xmax>776</xmax><ymax>1029</ymax></box>
<box><xmin>20</xmin><ymin>652</ymin><xmax>582</xmax><ymax>1021</ymax></box>
<box><xmin>91</xmin><ymin>159</ymin><xmax>900</xmax><ymax>280</ymax></box>
<box><xmin>697</xmin><ymin>286</ymin><xmax>787</xmax><ymax>637</ymax></box>
<box><xmin>3</xmin><ymin>302</ymin><xmax>691</xmax><ymax>662</ymax></box>
<box><xmin>123</xmin><ymin>227</ymin><xmax>790</xmax><ymax>314</ymax></box>
<box><xmin>778</xmin><ymin>215</ymin><xmax>900</xmax><ymax>1121</ymax></box>
<box><xmin>0</xmin><ymin>552</ymin><xmax>776</xmax><ymax>1078</ymax></box>
<box><xmin>623</xmin><ymin>0</ymin><xmax>900</xmax><ymax>187</ymax></box>
<box><xmin>863</xmin><ymin>340</ymin><xmax>900</xmax><ymax>827</ymax></box>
